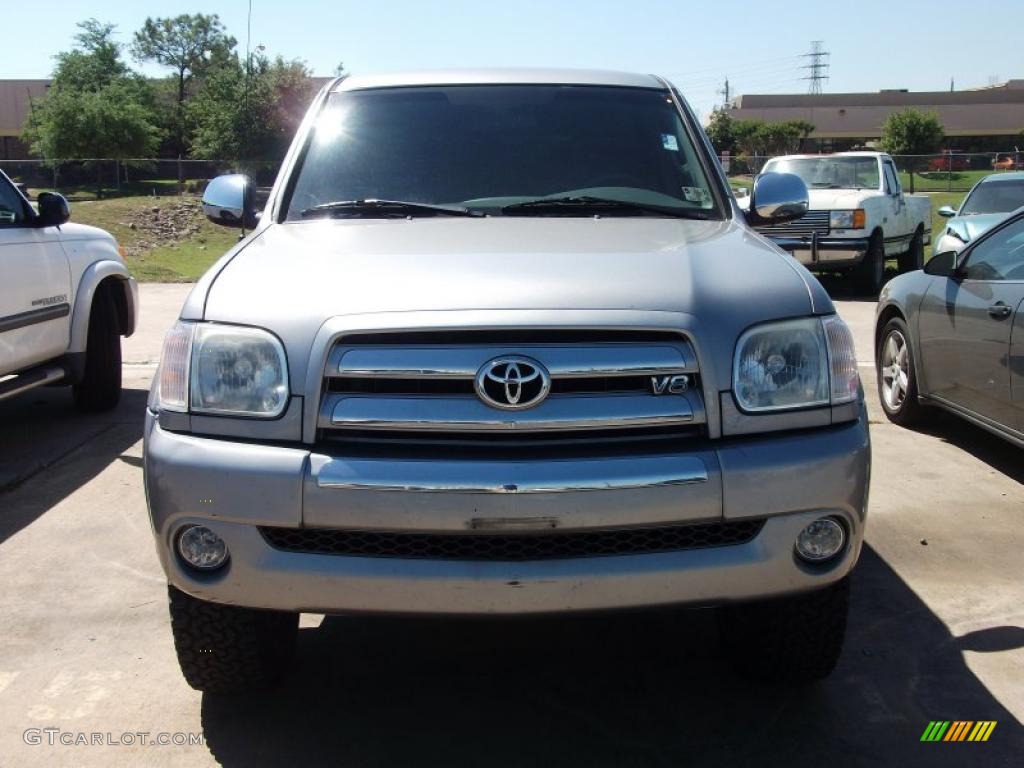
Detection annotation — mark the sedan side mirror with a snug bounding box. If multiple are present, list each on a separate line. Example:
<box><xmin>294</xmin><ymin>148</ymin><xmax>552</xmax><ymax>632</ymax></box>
<box><xmin>924</xmin><ymin>250</ymin><xmax>961</xmax><ymax>277</ymax></box>
<box><xmin>744</xmin><ymin>172</ymin><xmax>809</xmax><ymax>226</ymax></box>
<box><xmin>35</xmin><ymin>192</ymin><xmax>71</xmax><ymax>228</ymax></box>
<box><xmin>202</xmin><ymin>174</ymin><xmax>257</xmax><ymax>230</ymax></box>
<box><xmin>937</xmin><ymin>205</ymin><xmax>957</xmax><ymax>218</ymax></box>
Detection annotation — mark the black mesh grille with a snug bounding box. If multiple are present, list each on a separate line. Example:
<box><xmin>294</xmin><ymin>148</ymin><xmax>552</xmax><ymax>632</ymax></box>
<box><xmin>259</xmin><ymin>519</ymin><xmax>764</xmax><ymax>561</ymax></box>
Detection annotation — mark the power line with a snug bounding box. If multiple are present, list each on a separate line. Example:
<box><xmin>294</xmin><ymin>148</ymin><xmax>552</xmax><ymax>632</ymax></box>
<box><xmin>801</xmin><ymin>40</ymin><xmax>830</xmax><ymax>95</ymax></box>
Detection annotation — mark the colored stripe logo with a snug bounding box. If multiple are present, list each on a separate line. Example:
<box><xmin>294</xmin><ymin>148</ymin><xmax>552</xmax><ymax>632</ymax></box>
<box><xmin>921</xmin><ymin>721</ymin><xmax>996</xmax><ymax>742</ymax></box>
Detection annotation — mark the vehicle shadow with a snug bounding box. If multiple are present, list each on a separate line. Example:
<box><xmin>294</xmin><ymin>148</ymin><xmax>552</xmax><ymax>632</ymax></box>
<box><xmin>200</xmin><ymin>546</ymin><xmax>1023</xmax><ymax>768</ymax></box>
<box><xmin>816</xmin><ymin>267</ymin><xmax>901</xmax><ymax>302</ymax></box>
<box><xmin>902</xmin><ymin>408</ymin><xmax>1024</xmax><ymax>484</ymax></box>
<box><xmin>0</xmin><ymin>385</ymin><xmax>147</xmax><ymax>544</ymax></box>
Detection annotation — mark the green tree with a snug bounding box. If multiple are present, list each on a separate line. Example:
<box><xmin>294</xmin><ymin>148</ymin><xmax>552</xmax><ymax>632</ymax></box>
<box><xmin>705</xmin><ymin>108</ymin><xmax>735</xmax><ymax>154</ymax></box>
<box><xmin>880</xmin><ymin>108</ymin><xmax>944</xmax><ymax>192</ymax></box>
<box><xmin>188</xmin><ymin>52</ymin><xmax>313</xmax><ymax>163</ymax></box>
<box><xmin>22</xmin><ymin>19</ymin><xmax>160</xmax><ymax>193</ymax></box>
<box><xmin>131</xmin><ymin>14</ymin><xmax>236</xmax><ymax>156</ymax></box>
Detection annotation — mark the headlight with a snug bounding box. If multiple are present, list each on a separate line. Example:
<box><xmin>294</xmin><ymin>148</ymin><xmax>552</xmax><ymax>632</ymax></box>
<box><xmin>830</xmin><ymin>209</ymin><xmax>865</xmax><ymax>229</ymax></box>
<box><xmin>733</xmin><ymin>316</ymin><xmax>858</xmax><ymax>412</ymax></box>
<box><xmin>156</xmin><ymin>321</ymin><xmax>289</xmax><ymax>418</ymax></box>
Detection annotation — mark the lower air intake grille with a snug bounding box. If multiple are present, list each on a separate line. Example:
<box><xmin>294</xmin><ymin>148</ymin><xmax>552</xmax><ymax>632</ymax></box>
<box><xmin>259</xmin><ymin>520</ymin><xmax>764</xmax><ymax>561</ymax></box>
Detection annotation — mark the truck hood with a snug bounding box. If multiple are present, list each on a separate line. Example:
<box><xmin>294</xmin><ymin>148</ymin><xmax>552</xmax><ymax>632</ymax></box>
<box><xmin>806</xmin><ymin>188</ymin><xmax>872</xmax><ymax>209</ymax></box>
<box><xmin>57</xmin><ymin>221</ymin><xmax>118</xmax><ymax>244</ymax></box>
<box><xmin>945</xmin><ymin>213</ymin><xmax>1008</xmax><ymax>244</ymax></box>
<box><xmin>199</xmin><ymin>216</ymin><xmax>828</xmax><ymax>390</ymax></box>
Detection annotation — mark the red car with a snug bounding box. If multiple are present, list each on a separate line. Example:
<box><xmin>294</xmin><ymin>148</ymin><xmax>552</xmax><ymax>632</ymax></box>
<box><xmin>928</xmin><ymin>151</ymin><xmax>969</xmax><ymax>171</ymax></box>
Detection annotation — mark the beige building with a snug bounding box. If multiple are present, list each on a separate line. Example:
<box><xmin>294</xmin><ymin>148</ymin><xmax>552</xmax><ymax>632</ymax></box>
<box><xmin>728</xmin><ymin>80</ymin><xmax>1024</xmax><ymax>152</ymax></box>
<box><xmin>0</xmin><ymin>79</ymin><xmax>49</xmax><ymax>159</ymax></box>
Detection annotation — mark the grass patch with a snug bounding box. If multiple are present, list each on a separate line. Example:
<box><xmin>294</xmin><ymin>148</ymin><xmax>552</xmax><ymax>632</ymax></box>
<box><xmin>68</xmin><ymin>195</ymin><xmax>237</xmax><ymax>282</ymax></box>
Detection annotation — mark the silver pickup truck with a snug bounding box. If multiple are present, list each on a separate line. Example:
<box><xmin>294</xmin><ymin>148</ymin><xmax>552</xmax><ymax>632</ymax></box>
<box><xmin>145</xmin><ymin>69</ymin><xmax>870</xmax><ymax>693</ymax></box>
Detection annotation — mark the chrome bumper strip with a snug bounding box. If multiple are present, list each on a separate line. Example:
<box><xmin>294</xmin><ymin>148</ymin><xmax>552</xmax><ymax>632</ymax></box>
<box><xmin>315</xmin><ymin>454</ymin><xmax>709</xmax><ymax>493</ymax></box>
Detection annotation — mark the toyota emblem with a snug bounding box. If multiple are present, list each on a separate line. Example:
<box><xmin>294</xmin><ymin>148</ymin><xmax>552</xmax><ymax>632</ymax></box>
<box><xmin>474</xmin><ymin>356</ymin><xmax>551</xmax><ymax>410</ymax></box>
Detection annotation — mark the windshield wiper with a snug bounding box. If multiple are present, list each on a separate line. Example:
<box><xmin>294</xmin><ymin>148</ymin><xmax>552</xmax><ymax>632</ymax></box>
<box><xmin>500</xmin><ymin>195</ymin><xmax>713</xmax><ymax>219</ymax></box>
<box><xmin>300</xmin><ymin>199</ymin><xmax>481</xmax><ymax>218</ymax></box>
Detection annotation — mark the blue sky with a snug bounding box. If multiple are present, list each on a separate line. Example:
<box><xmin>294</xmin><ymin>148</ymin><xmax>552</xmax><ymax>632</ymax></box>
<box><xmin>3</xmin><ymin>0</ymin><xmax>1020</xmax><ymax>119</ymax></box>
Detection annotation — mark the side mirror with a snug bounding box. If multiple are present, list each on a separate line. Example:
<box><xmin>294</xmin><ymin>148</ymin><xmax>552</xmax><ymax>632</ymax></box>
<box><xmin>744</xmin><ymin>172</ymin><xmax>808</xmax><ymax>226</ymax></box>
<box><xmin>35</xmin><ymin>192</ymin><xmax>70</xmax><ymax>228</ymax></box>
<box><xmin>937</xmin><ymin>205</ymin><xmax>957</xmax><ymax>218</ymax></box>
<box><xmin>202</xmin><ymin>174</ymin><xmax>257</xmax><ymax>230</ymax></box>
<box><xmin>924</xmin><ymin>250</ymin><xmax>961</xmax><ymax>277</ymax></box>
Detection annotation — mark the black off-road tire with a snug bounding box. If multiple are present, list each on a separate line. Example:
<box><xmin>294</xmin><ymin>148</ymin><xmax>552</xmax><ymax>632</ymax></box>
<box><xmin>72</xmin><ymin>285</ymin><xmax>122</xmax><ymax>412</ymax></box>
<box><xmin>168</xmin><ymin>586</ymin><xmax>298</xmax><ymax>693</ymax></box>
<box><xmin>876</xmin><ymin>317</ymin><xmax>930</xmax><ymax>427</ymax></box>
<box><xmin>854</xmin><ymin>232</ymin><xmax>886</xmax><ymax>296</ymax></box>
<box><xmin>718</xmin><ymin>577</ymin><xmax>849</xmax><ymax>684</ymax></box>
<box><xmin>898</xmin><ymin>228</ymin><xmax>925</xmax><ymax>274</ymax></box>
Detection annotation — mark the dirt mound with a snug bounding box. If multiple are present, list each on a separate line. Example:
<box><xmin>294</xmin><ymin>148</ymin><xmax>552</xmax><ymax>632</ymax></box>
<box><xmin>121</xmin><ymin>199</ymin><xmax>204</xmax><ymax>257</ymax></box>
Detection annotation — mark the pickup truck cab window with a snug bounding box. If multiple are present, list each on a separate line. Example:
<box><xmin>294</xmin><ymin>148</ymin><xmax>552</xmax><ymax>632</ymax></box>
<box><xmin>763</xmin><ymin>156</ymin><xmax>880</xmax><ymax>190</ymax></box>
<box><xmin>285</xmin><ymin>85</ymin><xmax>720</xmax><ymax>220</ymax></box>
<box><xmin>882</xmin><ymin>161</ymin><xmax>900</xmax><ymax>196</ymax></box>
<box><xmin>0</xmin><ymin>176</ymin><xmax>28</xmax><ymax>226</ymax></box>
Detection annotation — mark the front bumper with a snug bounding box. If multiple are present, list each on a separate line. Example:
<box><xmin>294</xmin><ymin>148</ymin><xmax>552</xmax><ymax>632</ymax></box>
<box><xmin>143</xmin><ymin>410</ymin><xmax>871</xmax><ymax>615</ymax></box>
<box><xmin>769</xmin><ymin>236</ymin><xmax>870</xmax><ymax>269</ymax></box>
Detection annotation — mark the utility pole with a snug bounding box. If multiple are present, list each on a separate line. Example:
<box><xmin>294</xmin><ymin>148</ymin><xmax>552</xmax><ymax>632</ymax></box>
<box><xmin>801</xmin><ymin>40</ymin><xmax>830</xmax><ymax>95</ymax></box>
<box><xmin>718</xmin><ymin>77</ymin><xmax>731</xmax><ymax>108</ymax></box>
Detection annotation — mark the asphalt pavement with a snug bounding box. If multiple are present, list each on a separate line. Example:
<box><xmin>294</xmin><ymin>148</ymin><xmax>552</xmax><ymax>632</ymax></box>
<box><xmin>1</xmin><ymin>283</ymin><xmax>1022</xmax><ymax>767</ymax></box>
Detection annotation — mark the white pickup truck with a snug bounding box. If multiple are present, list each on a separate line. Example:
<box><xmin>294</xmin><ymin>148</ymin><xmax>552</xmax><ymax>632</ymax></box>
<box><xmin>0</xmin><ymin>169</ymin><xmax>137</xmax><ymax>409</ymax></box>
<box><xmin>751</xmin><ymin>152</ymin><xmax>931</xmax><ymax>293</ymax></box>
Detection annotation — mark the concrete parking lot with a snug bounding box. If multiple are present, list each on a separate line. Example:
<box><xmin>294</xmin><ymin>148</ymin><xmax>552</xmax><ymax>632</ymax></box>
<box><xmin>1</xmin><ymin>284</ymin><xmax>1022</xmax><ymax>767</ymax></box>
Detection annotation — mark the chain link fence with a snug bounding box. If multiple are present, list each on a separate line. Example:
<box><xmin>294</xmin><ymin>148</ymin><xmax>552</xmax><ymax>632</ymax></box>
<box><xmin>3</xmin><ymin>151</ymin><xmax>1022</xmax><ymax>201</ymax></box>
<box><xmin>0</xmin><ymin>158</ymin><xmax>283</xmax><ymax>200</ymax></box>
<box><xmin>720</xmin><ymin>151</ymin><xmax>1024</xmax><ymax>194</ymax></box>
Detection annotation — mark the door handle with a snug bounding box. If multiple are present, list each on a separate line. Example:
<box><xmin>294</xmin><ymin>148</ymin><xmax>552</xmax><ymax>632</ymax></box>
<box><xmin>988</xmin><ymin>302</ymin><xmax>1012</xmax><ymax>319</ymax></box>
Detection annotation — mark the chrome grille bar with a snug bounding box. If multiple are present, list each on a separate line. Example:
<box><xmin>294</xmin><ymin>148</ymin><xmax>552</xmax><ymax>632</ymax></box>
<box><xmin>320</xmin><ymin>393</ymin><xmax>699</xmax><ymax>432</ymax></box>
<box><xmin>754</xmin><ymin>210</ymin><xmax>830</xmax><ymax>237</ymax></box>
<box><xmin>327</xmin><ymin>344</ymin><xmax>695</xmax><ymax>380</ymax></box>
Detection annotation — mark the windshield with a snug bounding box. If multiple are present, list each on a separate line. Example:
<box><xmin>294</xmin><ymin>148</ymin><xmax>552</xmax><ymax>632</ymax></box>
<box><xmin>960</xmin><ymin>179</ymin><xmax>1024</xmax><ymax>215</ymax></box>
<box><xmin>284</xmin><ymin>85</ymin><xmax>718</xmax><ymax>219</ymax></box>
<box><xmin>763</xmin><ymin>157</ymin><xmax>880</xmax><ymax>190</ymax></box>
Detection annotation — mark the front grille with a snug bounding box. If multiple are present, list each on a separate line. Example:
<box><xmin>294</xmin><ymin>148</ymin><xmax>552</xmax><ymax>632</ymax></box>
<box><xmin>754</xmin><ymin>209</ymin><xmax>830</xmax><ymax>237</ymax></box>
<box><xmin>318</xmin><ymin>330</ymin><xmax>705</xmax><ymax>447</ymax></box>
<box><xmin>259</xmin><ymin>519</ymin><xmax>764</xmax><ymax>561</ymax></box>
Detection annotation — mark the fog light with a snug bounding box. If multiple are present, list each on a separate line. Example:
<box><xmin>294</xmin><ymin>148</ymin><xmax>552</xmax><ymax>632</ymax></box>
<box><xmin>177</xmin><ymin>525</ymin><xmax>229</xmax><ymax>570</ymax></box>
<box><xmin>795</xmin><ymin>518</ymin><xmax>846</xmax><ymax>563</ymax></box>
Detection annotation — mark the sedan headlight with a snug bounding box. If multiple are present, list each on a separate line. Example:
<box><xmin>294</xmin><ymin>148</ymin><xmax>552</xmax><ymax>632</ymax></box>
<box><xmin>733</xmin><ymin>316</ymin><xmax>858</xmax><ymax>412</ymax></box>
<box><xmin>157</xmin><ymin>321</ymin><xmax>289</xmax><ymax>418</ymax></box>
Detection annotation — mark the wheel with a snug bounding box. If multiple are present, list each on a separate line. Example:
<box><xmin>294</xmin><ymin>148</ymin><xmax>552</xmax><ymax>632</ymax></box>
<box><xmin>898</xmin><ymin>228</ymin><xmax>924</xmax><ymax>273</ymax></box>
<box><xmin>72</xmin><ymin>285</ymin><xmax>122</xmax><ymax>412</ymax></box>
<box><xmin>854</xmin><ymin>232</ymin><xmax>885</xmax><ymax>295</ymax></box>
<box><xmin>876</xmin><ymin>317</ymin><xmax>930</xmax><ymax>426</ymax></box>
<box><xmin>718</xmin><ymin>577</ymin><xmax>849</xmax><ymax>684</ymax></box>
<box><xmin>168</xmin><ymin>586</ymin><xmax>298</xmax><ymax>693</ymax></box>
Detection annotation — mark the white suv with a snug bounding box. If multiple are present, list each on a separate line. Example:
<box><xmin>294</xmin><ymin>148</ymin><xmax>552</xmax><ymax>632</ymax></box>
<box><xmin>0</xmin><ymin>169</ymin><xmax>137</xmax><ymax>410</ymax></box>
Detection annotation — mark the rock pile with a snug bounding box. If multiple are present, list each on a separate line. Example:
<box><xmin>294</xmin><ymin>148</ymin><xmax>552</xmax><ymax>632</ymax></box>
<box><xmin>121</xmin><ymin>199</ymin><xmax>204</xmax><ymax>256</ymax></box>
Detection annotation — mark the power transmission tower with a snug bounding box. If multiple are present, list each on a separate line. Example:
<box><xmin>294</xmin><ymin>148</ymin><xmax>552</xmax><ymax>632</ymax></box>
<box><xmin>718</xmin><ymin>77</ymin><xmax>731</xmax><ymax>108</ymax></box>
<box><xmin>801</xmin><ymin>41</ymin><xmax>830</xmax><ymax>95</ymax></box>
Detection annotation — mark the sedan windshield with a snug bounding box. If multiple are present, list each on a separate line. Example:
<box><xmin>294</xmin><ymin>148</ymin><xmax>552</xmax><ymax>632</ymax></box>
<box><xmin>960</xmin><ymin>179</ymin><xmax>1024</xmax><ymax>215</ymax></box>
<box><xmin>284</xmin><ymin>85</ymin><xmax>718</xmax><ymax>219</ymax></box>
<box><xmin>763</xmin><ymin>157</ymin><xmax>880</xmax><ymax>190</ymax></box>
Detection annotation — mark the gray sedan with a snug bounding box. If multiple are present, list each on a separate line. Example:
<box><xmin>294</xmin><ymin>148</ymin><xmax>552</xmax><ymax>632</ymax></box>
<box><xmin>876</xmin><ymin>207</ymin><xmax>1024</xmax><ymax>445</ymax></box>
